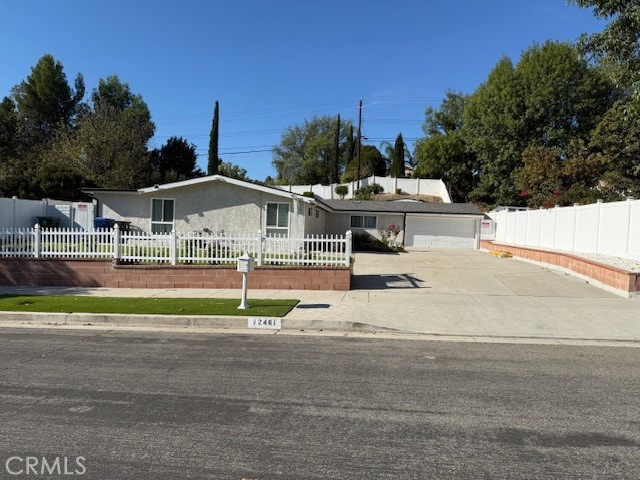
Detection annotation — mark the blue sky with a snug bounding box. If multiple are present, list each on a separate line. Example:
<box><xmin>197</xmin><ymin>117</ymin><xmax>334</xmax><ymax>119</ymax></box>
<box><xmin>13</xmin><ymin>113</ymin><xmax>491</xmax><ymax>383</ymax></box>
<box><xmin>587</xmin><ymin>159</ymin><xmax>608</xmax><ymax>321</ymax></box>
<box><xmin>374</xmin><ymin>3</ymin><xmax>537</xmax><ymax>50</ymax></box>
<box><xmin>1</xmin><ymin>1</ymin><xmax>604</xmax><ymax>181</ymax></box>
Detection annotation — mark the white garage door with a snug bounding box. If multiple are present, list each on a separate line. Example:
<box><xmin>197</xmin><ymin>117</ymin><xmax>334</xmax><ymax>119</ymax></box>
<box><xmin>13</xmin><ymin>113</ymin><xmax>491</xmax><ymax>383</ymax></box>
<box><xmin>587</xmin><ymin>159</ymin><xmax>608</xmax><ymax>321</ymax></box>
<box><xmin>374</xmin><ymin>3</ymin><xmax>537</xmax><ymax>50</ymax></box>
<box><xmin>405</xmin><ymin>216</ymin><xmax>477</xmax><ymax>248</ymax></box>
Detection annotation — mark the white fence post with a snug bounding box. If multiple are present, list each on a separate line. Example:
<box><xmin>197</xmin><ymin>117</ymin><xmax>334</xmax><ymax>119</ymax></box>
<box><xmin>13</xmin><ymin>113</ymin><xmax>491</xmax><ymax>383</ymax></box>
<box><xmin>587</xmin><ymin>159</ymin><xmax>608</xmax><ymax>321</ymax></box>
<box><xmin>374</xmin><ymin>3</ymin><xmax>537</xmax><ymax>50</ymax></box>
<box><xmin>345</xmin><ymin>230</ymin><xmax>352</xmax><ymax>267</ymax></box>
<box><xmin>33</xmin><ymin>223</ymin><xmax>41</xmax><ymax>258</ymax></box>
<box><xmin>626</xmin><ymin>198</ymin><xmax>634</xmax><ymax>257</ymax></box>
<box><xmin>257</xmin><ymin>230</ymin><xmax>263</xmax><ymax>266</ymax></box>
<box><xmin>113</xmin><ymin>224</ymin><xmax>121</xmax><ymax>261</ymax></box>
<box><xmin>170</xmin><ymin>230</ymin><xmax>177</xmax><ymax>266</ymax></box>
<box><xmin>595</xmin><ymin>199</ymin><xmax>603</xmax><ymax>254</ymax></box>
<box><xmin>572</xmin><ymin>204</ymin><xmax>579</xmax><ymax>250</ymax></box>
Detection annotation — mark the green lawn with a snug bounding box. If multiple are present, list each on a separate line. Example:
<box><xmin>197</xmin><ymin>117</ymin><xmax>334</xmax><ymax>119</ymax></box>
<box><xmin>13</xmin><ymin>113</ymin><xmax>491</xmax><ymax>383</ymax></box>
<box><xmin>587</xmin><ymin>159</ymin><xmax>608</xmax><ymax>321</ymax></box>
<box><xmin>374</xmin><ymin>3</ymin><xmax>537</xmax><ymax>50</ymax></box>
<box><xmin>0</xmin><ymin>295</ymin><xmax>298</xmax><ymax>317</ymax></box>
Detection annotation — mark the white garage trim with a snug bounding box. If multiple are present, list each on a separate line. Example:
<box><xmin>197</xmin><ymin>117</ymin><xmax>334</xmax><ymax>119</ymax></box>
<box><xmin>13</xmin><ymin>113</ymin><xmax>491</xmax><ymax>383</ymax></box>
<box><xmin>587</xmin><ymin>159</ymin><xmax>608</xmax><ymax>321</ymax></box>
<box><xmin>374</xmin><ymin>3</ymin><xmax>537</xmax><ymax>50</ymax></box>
<box><xmin>405</xmin><ymin>214</ymin><xmax>480</xmax><ymax>249</ymax></box>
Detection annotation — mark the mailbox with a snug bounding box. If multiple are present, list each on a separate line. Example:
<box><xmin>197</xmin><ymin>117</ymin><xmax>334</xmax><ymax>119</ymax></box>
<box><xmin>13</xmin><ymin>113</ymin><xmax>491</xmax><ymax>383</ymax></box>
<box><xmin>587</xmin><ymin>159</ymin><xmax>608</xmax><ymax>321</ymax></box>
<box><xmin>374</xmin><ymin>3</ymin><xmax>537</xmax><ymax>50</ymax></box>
<box><xmin>237</xmin><ymin>253</ymin><xmax>255</xmax><ymax>273</ymax></box>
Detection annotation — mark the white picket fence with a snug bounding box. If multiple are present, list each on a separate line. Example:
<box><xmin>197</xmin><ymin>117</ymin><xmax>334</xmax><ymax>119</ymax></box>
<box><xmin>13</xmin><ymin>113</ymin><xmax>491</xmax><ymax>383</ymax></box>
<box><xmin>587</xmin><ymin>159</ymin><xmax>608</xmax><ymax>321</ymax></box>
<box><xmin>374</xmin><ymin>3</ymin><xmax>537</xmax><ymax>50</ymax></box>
<box><xmin>489</xmin><ymin>199</ymin><xmax>640</xmax><ymax>261</ymax></box>
<box><xmin>0</xmin><ymin>226</ymin><xmax>353</xmax><ymax>267</ymax></box>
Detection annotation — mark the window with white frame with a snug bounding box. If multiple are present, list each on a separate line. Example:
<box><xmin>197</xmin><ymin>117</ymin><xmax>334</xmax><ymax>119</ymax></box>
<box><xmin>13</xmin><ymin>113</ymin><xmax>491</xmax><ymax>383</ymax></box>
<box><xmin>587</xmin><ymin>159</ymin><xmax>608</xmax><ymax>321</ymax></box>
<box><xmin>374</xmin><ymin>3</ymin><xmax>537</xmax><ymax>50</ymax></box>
<box><xmin>266</xmin><ymin>202</ymin><xmax>289</xmax><ymax>236</ymax></box>
<box><xmin>350</xmin><ymin>215</ymin><xmax>377</xmax><ymax>229</ymax></box>
<box><xmin>151</xmin><ymin>198</ymin><xmax>175</xmax><ymax>233</ymax></box>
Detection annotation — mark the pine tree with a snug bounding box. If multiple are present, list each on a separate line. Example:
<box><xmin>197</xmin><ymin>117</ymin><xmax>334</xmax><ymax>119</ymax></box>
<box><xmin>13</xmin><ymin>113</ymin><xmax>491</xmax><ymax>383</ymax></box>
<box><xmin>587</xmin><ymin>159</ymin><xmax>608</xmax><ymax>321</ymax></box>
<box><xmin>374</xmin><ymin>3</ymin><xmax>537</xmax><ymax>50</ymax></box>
<box><xmin>208</xmin><ymin>100</ymin><xmax>219</xmax><ymax>175</ymax></box>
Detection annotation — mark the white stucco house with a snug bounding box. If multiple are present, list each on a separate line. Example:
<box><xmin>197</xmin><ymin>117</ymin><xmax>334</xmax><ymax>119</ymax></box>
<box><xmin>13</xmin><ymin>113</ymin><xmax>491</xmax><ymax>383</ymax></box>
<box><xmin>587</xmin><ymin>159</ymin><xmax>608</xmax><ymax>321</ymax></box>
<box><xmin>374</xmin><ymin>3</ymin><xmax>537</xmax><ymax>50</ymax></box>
<box><xmin>81</xmin><ymin>175</ymin><xmax>483</xmax><ymax>248</ymax></box>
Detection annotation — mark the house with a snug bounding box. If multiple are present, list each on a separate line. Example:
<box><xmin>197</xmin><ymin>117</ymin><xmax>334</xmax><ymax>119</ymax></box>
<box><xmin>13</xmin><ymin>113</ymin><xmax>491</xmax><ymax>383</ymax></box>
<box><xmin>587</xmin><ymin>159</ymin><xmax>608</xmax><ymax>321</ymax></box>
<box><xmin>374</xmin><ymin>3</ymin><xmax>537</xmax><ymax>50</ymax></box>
<box><xmin>81</xmin><ymin>175</ymin><xmax>323</xmax><ymax>237</ymax></box>
<box><xmin>81</xmin><ymin>175</ymin><xmax>483</xmax><ymax>248</ymax></box>
<box><xmin>318</xmin><ymin>199</ymin><xmax>483</xmax><ymax>248</ymax></box>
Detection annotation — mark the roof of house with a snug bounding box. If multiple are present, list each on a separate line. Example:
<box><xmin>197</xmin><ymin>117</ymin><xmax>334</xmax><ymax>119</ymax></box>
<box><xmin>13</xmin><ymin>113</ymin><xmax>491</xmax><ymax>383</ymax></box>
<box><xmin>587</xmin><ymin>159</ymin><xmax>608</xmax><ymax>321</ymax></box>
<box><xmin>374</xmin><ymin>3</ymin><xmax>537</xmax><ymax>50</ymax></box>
<box><xmin>317</xmin><ymin>199</ymin><xmax>483</xmax><ymax>216</ymax></box>
<box><xmin>81</xmin><ymin>175</ymin><xmax>317</xmax><ymax>203</ymax></box>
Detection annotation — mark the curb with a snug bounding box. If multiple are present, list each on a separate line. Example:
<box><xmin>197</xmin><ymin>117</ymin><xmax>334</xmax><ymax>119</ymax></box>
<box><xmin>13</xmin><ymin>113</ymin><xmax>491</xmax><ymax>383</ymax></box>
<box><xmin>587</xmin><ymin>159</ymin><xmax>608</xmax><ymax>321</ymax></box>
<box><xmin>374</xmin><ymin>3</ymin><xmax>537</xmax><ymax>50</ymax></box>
<box><xmin>0</xmin><ymin>311</ymin><xmax>402</xmax><ymax>333</ymax></box>
<box><xmin>1</xmin><ymin>312</ymin><xmax>639</xmax><ymax>347</ymax></box>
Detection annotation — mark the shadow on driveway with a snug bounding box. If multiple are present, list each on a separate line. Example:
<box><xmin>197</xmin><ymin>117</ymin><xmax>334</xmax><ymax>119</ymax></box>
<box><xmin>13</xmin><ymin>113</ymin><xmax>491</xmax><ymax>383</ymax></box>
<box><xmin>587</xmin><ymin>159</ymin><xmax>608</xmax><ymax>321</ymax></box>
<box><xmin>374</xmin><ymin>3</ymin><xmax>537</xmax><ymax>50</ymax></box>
<box><xmin>351</xmin><ymin>274</ymin><xmax>426</xmax><ymax>290</ymax></box>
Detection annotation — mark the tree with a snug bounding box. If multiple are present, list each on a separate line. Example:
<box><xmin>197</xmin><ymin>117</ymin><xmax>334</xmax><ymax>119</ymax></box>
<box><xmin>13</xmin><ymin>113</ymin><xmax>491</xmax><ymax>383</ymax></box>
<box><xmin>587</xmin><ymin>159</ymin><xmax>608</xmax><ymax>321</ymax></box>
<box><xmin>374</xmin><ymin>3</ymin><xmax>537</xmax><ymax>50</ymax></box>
<box><xmin>464</xmin><ymin>57</ymin><xmax>526</xmax><ymax>206</ymax></box>
<box><xmin>570</xmin><ymin>0</ymin><xmax>640</xmax><ymax>93</ymax></box>
<box><xmin>331</xmin><ymin>114</ymin><xmax>341</xmax><ymax>184</ymax></box>
<box><xmin>381</xmin><ymin>133</ymin><xmax>412</xmax><ymax>178</ymax></box>
<box><xmin>40</xmin><ymin>76</ymin><xmax>155</xmax><ymax>192</ymax></box>
<box><xmin>464</xmin><ymin>42</ymin><xmax>613</xmax><ymax>207</ymax></box>
<box><xmin>272</xmin><ymin>115</ymin><xmax>354</xmax><ymax>184</ymax></box>
<box><xmin>341</xmin><ymin>145</ymin><xmax>387</xmax><ymax>182</ymax></box>
<box><xmin>583</xmin><ymin>99</ymin><xmax>640</xmax><ymax>199</ymax></box>
<box><xmin>344</xmin><ymin>124</ymin><xmax>355</xmax><ymax>167</ymax></box>
<box><xmin>218</xmin><ymin>161</ymin><xmax>248</xmax><ymax>181</ymax></box>
<box><xmin>2</xmin><ymin>55</ymin><xmax>84</xmax><ymax>198</ymax></box>
<box><xmin>208</xmin><ymin>100</ymin><xmax>219</xmax><ymax>175</ymax></box>
<box><xmin>0</xmin><ymin>97</ymin><xmax>19</xmax><ymax>196</ymax></box>
<box><xmin>11</xmin><ymin>54</ymin><xmax>84</xmax><ymax>148</ymax></box>
<box><xmin>148</xmin><ymin>136</ymin><xmax>201</xmax><ymax>184</ymax></box>
<box><xmin>514</xmin><ymin>145</ymin><xmax>564</xmax><ymax>208</ymax></box>
<box><xmin>414</xmin><ymin>91</ymin><xmax>476</xmax><ymax>202</ymax></box>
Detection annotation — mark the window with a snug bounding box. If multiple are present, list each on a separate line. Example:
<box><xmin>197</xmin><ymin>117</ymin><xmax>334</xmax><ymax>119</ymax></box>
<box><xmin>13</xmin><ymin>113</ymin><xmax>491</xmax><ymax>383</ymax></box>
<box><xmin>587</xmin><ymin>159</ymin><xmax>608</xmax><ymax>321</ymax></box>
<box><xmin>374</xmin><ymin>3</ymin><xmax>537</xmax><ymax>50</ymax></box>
<box><xmin>151</xmin><ymin>198</ymin><xmax>175</xmax><ymax>233</ymax></box>
<box><xmin>315</xmin><ymin>209</ymin><xmax>320</xmax><ymax>219</ymax></box>
<box><xmin>266</xmin><ymin>202</ymin><xmax>289</xmax><ymax>236</ymax></box>
<box><xmin>350</xmin><ymin>215</ymin><xmax>377</xmax><ymax>229</ymax></box>
<box><xmin>308</xmin><ymin>207</ymin><xmax>313</xmax><ymax>216</ymax></box>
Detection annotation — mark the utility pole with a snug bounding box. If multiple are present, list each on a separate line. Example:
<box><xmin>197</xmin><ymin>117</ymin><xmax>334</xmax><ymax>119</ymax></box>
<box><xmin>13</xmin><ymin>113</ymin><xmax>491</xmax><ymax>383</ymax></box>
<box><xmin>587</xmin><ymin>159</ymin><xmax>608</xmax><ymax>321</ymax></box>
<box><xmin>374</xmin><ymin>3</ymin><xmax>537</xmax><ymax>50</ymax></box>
<box><xmin>356</xmin><ymin>98</ymin><xmax>362</xmax><ymax>190</ymax></box>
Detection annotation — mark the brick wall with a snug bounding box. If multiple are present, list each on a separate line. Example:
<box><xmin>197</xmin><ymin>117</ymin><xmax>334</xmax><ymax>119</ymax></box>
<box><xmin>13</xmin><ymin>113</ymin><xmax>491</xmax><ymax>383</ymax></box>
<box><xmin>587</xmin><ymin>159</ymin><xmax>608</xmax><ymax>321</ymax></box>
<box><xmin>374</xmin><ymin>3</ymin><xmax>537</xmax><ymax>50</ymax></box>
<box><xmin>480</xmin><ymin>241</ymin><xmax>639</xmax><ymax>294</ymax></box>
<box><xmin>0</xmin><ymin>259</ymin><xmax>351</xmax><ymax>291</ymax></box>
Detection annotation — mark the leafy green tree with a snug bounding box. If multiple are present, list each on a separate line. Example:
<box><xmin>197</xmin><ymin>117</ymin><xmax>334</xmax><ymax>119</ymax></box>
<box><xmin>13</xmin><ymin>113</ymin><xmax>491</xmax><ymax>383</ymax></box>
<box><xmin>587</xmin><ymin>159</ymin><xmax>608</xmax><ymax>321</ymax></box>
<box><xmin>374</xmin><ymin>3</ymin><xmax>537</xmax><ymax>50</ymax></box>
<box><xmin>272</xmin><ymin>115</ymin><xmax>354</xmax><ymax>184</ymax></box>
<box><xmin>414</xmin><ymin>91</ymin><xmax>476</xmax><ymax>201</ymax></box>
<box><xmin>0</xmin><ymin>97</ymin><xmax>19</xmax><ymax>196</ymax></box>
<box><xmin>570</xmin><ymin>0</ymin><xmax>640</xmax><ymax>93</ymax></box>
<box><xmin>148</xmin><ymin>136</ymin><xmax>201</xmax><ymax>184</ymax></box>
<box><xmin>464</xmin><ymin>57</ymin><xmax>526</xmax><ymax>206</ymax></box>
<box><xmin>583</xmin><ymin>99</ymin><xmax>640</xmax><ymax>198</ymax></box>
<box><xmin>218</xmin><ymin>161</ymin><xmax>248</xmax><ymax>181</ymax></box>
<box><xmin>41</xmin><ymin>76</ymin><xmax>155</xmax><ymax>192</ymax></box>
<box><xmin>464</xmin><ymin>42</ymin><xmax>613</xmax><ymax>207</ymax></box>
<box><xmin>208</xmin><ymin>100</ymin><xmax>219</xmax><ymax>175</ymax></box>
<box><xmin>513</xmin><ymin>145</ymin><xmax>563</xmax><ymax>208</ymax></box>
<box><xmin>341</xmin><ymin>145</ymin><xmax>387</xmax><ymax>182</ymax></box>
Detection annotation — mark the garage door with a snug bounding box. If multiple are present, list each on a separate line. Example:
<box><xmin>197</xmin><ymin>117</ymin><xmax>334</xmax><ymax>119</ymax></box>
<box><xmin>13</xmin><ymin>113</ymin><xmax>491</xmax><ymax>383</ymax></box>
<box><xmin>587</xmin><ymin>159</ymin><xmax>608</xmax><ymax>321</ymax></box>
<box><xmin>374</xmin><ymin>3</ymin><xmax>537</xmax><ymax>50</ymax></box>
<box><xmin>405</xmin><ymin>216</ymin><xmax>477</xmax><ymax>248</ymax></box>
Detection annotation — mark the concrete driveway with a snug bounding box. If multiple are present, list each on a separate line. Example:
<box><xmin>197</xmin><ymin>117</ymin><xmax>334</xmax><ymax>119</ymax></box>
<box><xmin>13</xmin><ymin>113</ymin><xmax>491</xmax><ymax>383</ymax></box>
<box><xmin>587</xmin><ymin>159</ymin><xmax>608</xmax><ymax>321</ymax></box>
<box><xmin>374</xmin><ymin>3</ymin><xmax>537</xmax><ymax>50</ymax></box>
<box><xmin>286</xmin><ymin>249</ymin><xmax>640</xmax><ymax>341</ymax></box>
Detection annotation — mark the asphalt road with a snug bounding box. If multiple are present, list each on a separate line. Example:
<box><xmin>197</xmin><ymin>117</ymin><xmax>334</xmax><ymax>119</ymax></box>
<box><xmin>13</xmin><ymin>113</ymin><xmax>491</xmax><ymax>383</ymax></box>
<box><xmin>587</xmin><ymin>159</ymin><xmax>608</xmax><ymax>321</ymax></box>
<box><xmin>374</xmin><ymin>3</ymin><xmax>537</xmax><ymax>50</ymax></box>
<box><xmin>0</xmin><ymin>328</ymin><xmax>638</xmax><ymax>479</ymax></box>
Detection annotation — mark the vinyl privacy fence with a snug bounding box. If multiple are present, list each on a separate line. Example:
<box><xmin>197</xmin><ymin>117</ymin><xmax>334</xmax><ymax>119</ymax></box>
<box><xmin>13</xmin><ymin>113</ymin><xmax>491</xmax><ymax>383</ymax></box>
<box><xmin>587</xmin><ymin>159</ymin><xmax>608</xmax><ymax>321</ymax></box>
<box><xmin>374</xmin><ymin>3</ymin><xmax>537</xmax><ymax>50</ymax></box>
<box><xmin>489</xmin><ymin>199</ymin><xmax>640</xmax><ymax>261</ymax></box>
<box><xmin>0</xmin><ymin>226</ymin><xmax>353</xmax><ymax>267</ymax></box>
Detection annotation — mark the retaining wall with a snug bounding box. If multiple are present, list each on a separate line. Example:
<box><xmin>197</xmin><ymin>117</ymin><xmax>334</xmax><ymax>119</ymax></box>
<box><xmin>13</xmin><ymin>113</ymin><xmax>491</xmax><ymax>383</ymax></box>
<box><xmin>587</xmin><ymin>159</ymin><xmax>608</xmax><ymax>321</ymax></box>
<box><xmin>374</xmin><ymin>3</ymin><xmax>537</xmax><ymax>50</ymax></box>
<box><xmin>481</xmin><ymin>241</ymin><xmax>639</xmax><ymax>296</ymax></box>
<box><xmin>0</xmin><ymin>259</ymin><xmax>351</xmax><ymax>291</ymax></box>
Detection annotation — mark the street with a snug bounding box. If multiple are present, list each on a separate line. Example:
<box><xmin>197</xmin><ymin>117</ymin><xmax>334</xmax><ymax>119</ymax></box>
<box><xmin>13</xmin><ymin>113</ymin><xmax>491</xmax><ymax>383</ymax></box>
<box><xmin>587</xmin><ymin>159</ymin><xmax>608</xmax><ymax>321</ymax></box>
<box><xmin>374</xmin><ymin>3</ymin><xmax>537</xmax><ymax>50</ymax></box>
<box><xmin>0</xmin><ymin>328</ymin><xmax>638</xmax><ymax>479</ymax></box>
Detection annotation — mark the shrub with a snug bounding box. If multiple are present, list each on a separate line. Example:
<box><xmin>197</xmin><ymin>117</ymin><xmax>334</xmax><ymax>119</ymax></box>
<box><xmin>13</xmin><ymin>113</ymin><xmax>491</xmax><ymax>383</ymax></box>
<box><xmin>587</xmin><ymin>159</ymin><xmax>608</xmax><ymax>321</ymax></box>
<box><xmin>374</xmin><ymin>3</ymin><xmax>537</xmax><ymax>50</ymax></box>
<box><xmin>335</xmin><ymin>185</ymin><xmax>348</xmax><ymax>199</ymax></box>
<box><xmin>395</xmin><ymin>188</ymin><xmax>402</xmax><ymax>195</ymax></box>
<box><xmin>353</xmin><ymin>183</ymin><xmax>384</xmax><ymax>200</ymax></box>
<box><xmin>302</xmin><ymin>191</ymin><xmax>314</xmax><ymax>198</ymax></box>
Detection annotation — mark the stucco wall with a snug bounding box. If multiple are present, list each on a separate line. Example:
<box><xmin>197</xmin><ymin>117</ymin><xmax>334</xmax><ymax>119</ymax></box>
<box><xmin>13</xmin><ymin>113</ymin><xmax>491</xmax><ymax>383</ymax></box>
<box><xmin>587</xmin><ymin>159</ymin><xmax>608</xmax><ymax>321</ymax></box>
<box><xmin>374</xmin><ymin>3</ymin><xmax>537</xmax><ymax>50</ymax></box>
<box><xmin>304</xmin><ymin>205</ymin><xmax>327</xmax><ymax>235</ymax></box>
<box><xmin>98</xmin><ymin>183</ymin><xmax>306</xmax><ymax>235</ymax></box>
<box><xmin>326</xmin><ymin>212</ymin><xmax>404</xmax><ymax>240</ymax></box>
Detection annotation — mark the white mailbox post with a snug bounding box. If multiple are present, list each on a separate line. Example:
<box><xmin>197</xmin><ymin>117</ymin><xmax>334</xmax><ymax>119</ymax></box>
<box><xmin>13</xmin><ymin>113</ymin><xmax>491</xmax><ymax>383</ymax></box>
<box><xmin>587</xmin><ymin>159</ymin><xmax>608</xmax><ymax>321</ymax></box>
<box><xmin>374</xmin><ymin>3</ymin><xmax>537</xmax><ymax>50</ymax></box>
<box><xmin>237</xmin><ymin>253</ymin><xmax>255</xmax><ymax>309</ymax></box>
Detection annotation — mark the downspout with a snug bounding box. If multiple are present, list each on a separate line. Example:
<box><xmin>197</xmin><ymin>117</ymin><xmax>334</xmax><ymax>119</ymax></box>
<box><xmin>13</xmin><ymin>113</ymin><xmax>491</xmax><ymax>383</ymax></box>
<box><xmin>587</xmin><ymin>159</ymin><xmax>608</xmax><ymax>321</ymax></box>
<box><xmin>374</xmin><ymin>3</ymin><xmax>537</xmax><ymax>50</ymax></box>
<box><xmin>402</xmin><ymin>213</ymin><xmax>407</xmax><ymax>247</ymax></box>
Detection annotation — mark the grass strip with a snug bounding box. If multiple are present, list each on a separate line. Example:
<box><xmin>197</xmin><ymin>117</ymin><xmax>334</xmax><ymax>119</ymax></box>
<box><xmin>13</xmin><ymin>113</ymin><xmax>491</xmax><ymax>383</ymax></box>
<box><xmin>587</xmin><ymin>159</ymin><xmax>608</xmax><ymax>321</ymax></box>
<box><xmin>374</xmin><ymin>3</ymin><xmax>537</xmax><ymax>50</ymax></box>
<box><xmin>0</xmin><ymin>295</ymin><xmax>298</xmax><ymax>317</ymax></box>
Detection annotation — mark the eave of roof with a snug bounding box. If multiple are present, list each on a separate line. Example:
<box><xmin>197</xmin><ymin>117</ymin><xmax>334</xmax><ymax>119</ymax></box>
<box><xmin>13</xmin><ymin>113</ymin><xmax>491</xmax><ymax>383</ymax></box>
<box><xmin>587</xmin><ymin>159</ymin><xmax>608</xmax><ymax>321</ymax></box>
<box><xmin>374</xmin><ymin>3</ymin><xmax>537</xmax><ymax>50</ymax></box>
<box><xmin>317</xmin><ymin>199</ymin><xmax>482</xmax><ymax>216</ymax></box>
<box><xmin>82</xmin><ymin>175</ymin><xmax>316</xmax><ymax>203</ymax></box>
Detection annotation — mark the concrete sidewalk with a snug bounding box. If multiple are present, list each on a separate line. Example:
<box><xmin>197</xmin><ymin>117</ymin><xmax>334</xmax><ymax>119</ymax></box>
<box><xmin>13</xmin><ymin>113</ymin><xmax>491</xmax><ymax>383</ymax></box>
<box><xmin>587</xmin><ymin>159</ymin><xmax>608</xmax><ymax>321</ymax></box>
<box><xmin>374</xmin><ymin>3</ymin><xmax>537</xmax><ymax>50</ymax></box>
<box><xmin>1</xmin><ymin>250</ymin><xmax>639</xmax><ymax>344</ymax></box>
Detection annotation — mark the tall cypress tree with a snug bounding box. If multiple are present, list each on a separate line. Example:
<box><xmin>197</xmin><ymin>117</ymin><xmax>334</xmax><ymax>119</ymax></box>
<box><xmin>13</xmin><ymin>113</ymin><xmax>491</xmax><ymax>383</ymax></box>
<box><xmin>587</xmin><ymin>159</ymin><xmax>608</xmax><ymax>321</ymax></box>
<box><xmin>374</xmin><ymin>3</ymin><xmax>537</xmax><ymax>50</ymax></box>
<box><xmin>207</xmin><ymin>100</ymin><xmax>219</xmax><ymax>175</ymax></box>
<box><xmin>391</xmin><ymin>133</ymin><xmax>405</xmax><ymax>177</ymax></box>
<box><xmin>331</xmin><ymin>114</ymin><xmax>341</xmax><ymax>184</ymax></box>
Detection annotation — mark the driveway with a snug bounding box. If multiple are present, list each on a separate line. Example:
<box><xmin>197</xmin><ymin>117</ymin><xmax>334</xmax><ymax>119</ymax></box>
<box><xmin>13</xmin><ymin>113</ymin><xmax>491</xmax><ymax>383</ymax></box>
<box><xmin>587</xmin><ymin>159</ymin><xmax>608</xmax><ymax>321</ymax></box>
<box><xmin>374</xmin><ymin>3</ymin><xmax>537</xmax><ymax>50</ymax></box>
<box><xmin>286</xmin><ymin>249</ymin><xmax>640</xmax><ymax>341</ymax></box>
